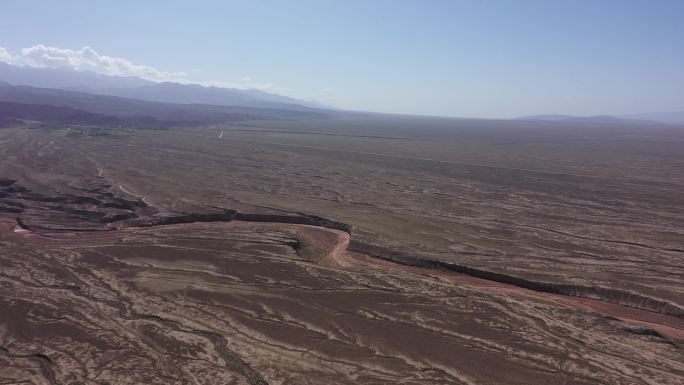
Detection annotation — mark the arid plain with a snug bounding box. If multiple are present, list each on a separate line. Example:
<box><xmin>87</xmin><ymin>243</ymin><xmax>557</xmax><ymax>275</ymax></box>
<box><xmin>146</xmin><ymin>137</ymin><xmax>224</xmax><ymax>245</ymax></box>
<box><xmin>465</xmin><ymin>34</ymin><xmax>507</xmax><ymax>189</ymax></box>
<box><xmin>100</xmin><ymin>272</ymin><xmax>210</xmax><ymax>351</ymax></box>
<box><xmin>1</xmin><ymin>116</ymin><xmax>683</xmax><ymax>384</ymax></box>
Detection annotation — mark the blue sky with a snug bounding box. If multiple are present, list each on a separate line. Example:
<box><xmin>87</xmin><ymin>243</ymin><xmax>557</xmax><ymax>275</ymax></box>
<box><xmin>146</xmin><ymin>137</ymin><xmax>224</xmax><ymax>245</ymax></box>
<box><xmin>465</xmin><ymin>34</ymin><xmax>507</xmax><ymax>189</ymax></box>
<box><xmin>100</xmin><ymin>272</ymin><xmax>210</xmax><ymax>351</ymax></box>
<box><xmin>1</xmin><ymin>0</ymin><xmax>682</xmax><ymax>118</ymax></box>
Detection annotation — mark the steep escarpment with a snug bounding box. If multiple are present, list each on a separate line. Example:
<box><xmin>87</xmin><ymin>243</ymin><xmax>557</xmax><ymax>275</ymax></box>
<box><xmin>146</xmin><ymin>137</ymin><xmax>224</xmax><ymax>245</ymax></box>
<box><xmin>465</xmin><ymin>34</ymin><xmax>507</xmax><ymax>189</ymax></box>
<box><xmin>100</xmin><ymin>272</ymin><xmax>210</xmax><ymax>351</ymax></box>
<box><xmin>4</xmin><ymin>175</ymin><xmax>682</xmax><ymax>324</ymax></box>
<box><xmin>125</xmin><ymin>209</ymin><xmax>351</xmax><ymax>233</ymax></box>
<box><xmin>233</xmin><ymin>212</ymin><xmax>352</xmax><ymax>233</ymax></box>
<box><xmin>0</xmin><ymin>179</ymin><xmax>148</xmax><ymax>231</ymax></box>
<box><xmin>2</xmin><ymin>177</ymin><xmax>353</xmax><ymax>235</ymax></box>
<box><xmin>349</xmin><ymin>240</ymin><xmax>684</xmax><ymax>320</ymax></box>
<box><xmin>6</xmin><ymin>172</ymin><xmax>682</xmax><ymax>322</ymax></box>
<box><xmin>125</xmin><ymin>211</ymin><xmax>237</xmax><ymax>227</ymax></box>
<box><xmin>5</xmin><ymin>221</ymin><xmax>681</xmax><ymax>384</ymax></box>
<box><xmin>126</xmin><ymin>208</ymin><xmax>684</xmax><ymax>321</ymax></box>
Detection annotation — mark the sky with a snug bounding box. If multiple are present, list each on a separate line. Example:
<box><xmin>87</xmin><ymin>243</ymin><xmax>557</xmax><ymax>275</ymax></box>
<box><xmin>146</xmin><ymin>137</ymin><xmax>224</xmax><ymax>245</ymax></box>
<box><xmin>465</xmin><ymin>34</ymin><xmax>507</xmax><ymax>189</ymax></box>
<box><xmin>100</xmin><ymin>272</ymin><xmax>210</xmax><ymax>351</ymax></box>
<box><xmin>1</xmin><ymin>0</ymin><xmax>682</xmax><ymax>118</ymax></box>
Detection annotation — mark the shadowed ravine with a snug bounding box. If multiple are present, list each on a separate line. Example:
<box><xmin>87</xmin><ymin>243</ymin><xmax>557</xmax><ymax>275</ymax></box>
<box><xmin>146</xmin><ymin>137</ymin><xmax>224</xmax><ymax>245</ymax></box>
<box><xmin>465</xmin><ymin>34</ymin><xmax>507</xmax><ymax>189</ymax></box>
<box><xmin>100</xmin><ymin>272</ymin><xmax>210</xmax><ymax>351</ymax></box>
<box><xmin>2</xmin><ymin>209</ymin><xmax>683</xmax><ymax>383</ymax></box>
<box><xmin>125</xmin><ymin>211</ymin><xmax>684</xmax><ymax>326</ymax></box>
<box><xmin>118</xmin><ymin>204</ymin><xmax>684</xmax><ymax>327</ymax></box>
<box><xmin>3</xmin><ymin>176</ymin><xmax>683</xmax><ymax>331</ymax></box>
<box><xmin>347</xmin><ymin>241</ymin><xmax>684</xmax><ymax>321</ymax></box>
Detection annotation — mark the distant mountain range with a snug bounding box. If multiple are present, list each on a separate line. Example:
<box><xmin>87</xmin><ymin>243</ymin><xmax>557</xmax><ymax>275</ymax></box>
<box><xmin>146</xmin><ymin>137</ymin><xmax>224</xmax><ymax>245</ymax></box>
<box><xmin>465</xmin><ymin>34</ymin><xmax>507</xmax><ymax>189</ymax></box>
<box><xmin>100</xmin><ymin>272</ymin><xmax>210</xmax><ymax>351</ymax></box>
<box><xmin>1</xmin><ymin>61</ymin><xmax>682</xmax><ymax>125</ymax></box>
<box><xmin>620</xmin><ymin>111</ymin><xmax>684</xmax><ymax>125</ymax></box>
<box><xmin>0</xmin><ymin>81</ymin><xmax>329</xmax><ymax>128</ymax></box>
<box><xmin>0</xmin><ymin>61</ymin><xmax>322</xmax><ymax>111</ymax></box>
<box><xmin>515</xmin><ymin>114</ymin><xmax>683</xmax><ymax>125</ymax></box>
<box><xmin>0</xmin><ymin>61</ymin><xmax>152</xmax><ymax>89</ymax></box>
<box><xmin>66</xmin><ymin>82</ymin><xmax>322</xmax><ymax>111</ymax></box>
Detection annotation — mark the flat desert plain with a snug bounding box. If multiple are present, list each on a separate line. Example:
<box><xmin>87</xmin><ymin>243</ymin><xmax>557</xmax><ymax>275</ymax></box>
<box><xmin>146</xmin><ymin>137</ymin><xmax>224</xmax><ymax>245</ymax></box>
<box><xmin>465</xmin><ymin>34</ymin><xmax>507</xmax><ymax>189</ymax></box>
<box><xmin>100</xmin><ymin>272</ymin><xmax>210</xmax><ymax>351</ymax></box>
<box><xmin>1</xmin><ymin>116</ymin><xmax>683</xmax><ymax>384</ymax></box>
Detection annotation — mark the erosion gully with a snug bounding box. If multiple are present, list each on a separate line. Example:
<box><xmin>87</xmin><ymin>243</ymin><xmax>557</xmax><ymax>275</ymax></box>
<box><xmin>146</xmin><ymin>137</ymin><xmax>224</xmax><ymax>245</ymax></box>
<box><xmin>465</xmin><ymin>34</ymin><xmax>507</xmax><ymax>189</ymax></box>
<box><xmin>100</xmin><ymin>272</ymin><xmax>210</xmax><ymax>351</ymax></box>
<box><xmin>1</xmin><ymin>209</ymin><xmax>683</xmax><ymax>345</ymax></box>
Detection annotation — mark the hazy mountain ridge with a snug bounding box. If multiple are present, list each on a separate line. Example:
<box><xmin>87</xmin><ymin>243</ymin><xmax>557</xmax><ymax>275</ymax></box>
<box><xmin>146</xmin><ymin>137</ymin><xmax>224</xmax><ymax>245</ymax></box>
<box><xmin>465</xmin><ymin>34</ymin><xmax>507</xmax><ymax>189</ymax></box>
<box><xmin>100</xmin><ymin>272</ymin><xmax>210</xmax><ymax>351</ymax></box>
<box><xmin>1</xmin><ymin>62</ymin><xmax>680</xmax><ymax>124</ymax></box>
<box><xmin>0</xmin><ymin>61</ymin><xmax>153</xmax><ymax>89</ymax></box>
<box><xmin>621</xmin><ymin>111</ymin><xmax>684</xmax><ymax>125</ymax></box>
<box><xmin>516</xmin><ymin>114</ymin><xmax>664</xmax><ymax>125</ymax></box>
<box><xmin>0</xmin><ymin>82</ymin><xmax>330</xmax><ymax>126</ymax></box>
<box><xmin>67</xmin><ymin>82</ymin><xmax>323</xmax><ymax>111</ymax></box>
<box><xmin>0</xmin><ymin>62</ymin><xmax>319</xmax><ymax>111</ymax></box>
<box><xmin>0</xmin><ymin>101</ymin><xmax>259</xmax><ymax>128</ymax></box>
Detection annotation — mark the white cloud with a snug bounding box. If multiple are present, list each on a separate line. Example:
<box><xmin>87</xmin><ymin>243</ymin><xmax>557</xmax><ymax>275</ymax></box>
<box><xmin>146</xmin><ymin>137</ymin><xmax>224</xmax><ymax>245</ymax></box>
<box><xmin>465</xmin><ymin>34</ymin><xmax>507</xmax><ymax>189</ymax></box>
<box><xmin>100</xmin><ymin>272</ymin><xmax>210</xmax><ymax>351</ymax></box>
<box><xmin>0</xmin><ymin>44</ymin><xmax>293</xmax><ymax>95</ymax></box>
<box><xmin>0</xmin><ymin>47</ymin><xmax>13</xmax><ymax>62</ymax></box>
<box><xmin>1</xmin><ymin>45</ymin><xmax>188</xmax><ymax>82</ymax></box>
<box><xmin>0</xmin><ymin>47</ymin><xmax>23</xmax><ymax>66</ymax></box>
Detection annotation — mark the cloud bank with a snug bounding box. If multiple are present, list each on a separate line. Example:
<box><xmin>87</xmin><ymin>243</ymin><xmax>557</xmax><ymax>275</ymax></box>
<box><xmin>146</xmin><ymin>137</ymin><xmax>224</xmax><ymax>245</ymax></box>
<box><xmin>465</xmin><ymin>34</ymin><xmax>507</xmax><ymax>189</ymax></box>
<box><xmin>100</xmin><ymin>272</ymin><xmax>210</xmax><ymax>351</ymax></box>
<box><xmin>0</xmin><ymin>47</ymin><xmax>13</xmax><ymax>63</ymax></box>
<box><xmin>0</xmin><ymin>44</ymin><xmax>292</xmax><ymax>95</ymax></box>
<box><xmin>0</xmin><ymin>45</ymin><xmax>188</xmax><ymax>82</ymax></box>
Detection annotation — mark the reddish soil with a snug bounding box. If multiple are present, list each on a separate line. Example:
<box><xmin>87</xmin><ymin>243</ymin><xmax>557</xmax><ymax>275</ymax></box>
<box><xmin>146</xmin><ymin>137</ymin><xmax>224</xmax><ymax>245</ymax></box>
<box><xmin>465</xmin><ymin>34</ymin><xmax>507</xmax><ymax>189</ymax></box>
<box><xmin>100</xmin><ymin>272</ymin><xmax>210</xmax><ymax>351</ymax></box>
<box><xmin>3</xmin><ymin>214</ymin><xmax>682</xmax><ymax>342</ymax></box>
<box><xmin>231</xmin><ymin>218</ymin><xmax>684</xmax><ymax>342</ymax></box>
<box><xmin>325</xmin><ymin>236</ymin><xmax>684</xmax><ymax>342</ymax></box>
